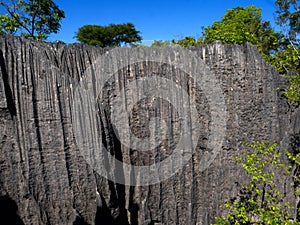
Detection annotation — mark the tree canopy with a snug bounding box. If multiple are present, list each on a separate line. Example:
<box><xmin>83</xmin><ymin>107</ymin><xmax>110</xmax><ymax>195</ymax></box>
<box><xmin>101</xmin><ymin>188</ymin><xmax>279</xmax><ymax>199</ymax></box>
<box><xmin>171</xmin><ymin>4</ymin><xmax>299</xmax><ymax>105</ymax></box>
<box><xmin>75</xmin><ymin>23</ymin><xmax>142</xmax><ymax>47</ymax></box>
<box><xmin>274</xmin><ymin>0</ymin><xmax>300</xmax><ymax>104</ymax></box>
<box><xmin>172</xmin><ymin>36</ymin><xmax>201</xmax><ymax>47</ymax></box>
<box><xmin>275</xmin><ymin>0</ymin><xmax>300</xmax><ymax>45</ymax></box>
<box><xmin>150</xmin><ymin>40</ymin><xmax>170</xmax><ymax>48</ymax></box>
<box><xmin>201</xmin><ymin>6</ymin><xmax>282</xmax><ymax>62</ymax></box>
<box><xmin>0</xmin><ymin>0</ymin><xmax>65</xmax><ymax>41</ymax></box>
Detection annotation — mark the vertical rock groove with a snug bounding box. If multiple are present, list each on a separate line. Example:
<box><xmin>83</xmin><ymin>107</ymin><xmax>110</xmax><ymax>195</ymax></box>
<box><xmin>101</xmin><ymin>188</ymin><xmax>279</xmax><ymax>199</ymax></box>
<box><xmin>0</xmin><ymin>48</ymin><xmax>16</xmax><ymax>117</ymax></box>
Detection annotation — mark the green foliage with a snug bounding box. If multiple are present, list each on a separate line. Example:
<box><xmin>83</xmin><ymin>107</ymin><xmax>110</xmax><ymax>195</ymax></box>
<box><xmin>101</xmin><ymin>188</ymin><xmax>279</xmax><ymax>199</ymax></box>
<box><xmin>75</xmin><ymin>23</ymin><xmax>142</xmax><ymax>47</ymax></box>
<box><xmin>282</xmin><ymin>75</ymin><xmax>300</xmax><ymax>105</ymax></box>
<box><xmin>273</xmin><ymin>0</ymin><xmax>300</xmax><ymax>105</ymax></box>
<box><xmin>275</xmin><ymin>0</ymin><xmax>300</xmax><ymax>44</ymax></box>
<box><xmin>150</xmin><ymin>40</ymin><xmax>171</xmax><ymax>48</ymax></box>
<box><xmin>273</xmin><ymin>45</ymin><xmax>300</xmax><ymax>75</ymax></box>
<box><xmin>132</xmin><ymin>40</ymin><xmax>171</xmax><ymax>48</ymax></box>
<box><xmin>172</xmin><ymin>36</ymin><xmax>203</xmax><ymax>47</ymax></box>
<box><xmin>136</xmin><ymin>38</ymin><xmax>201</xmax><ymax>48</ymax></box>
<box><xmin>201</xmin><ymin>6</ymin><xmax>281</xmax><ymax>62</ymax></box>
<box><xmin>286</xmin><ymin>143</ymin><xmax>300</xmax><ymax>220</ymax></box>
<box><xmin>198</xmin><ymin>4</ymin><xmax>300</xmax><ymax>105</ymax></box>
<box><xmin>0</xmin><ymin>0</ymin><xmax>65</xmax><ymax>41</ymax></box>
<box><xmin>273</xmin><ymin>45</ymin><xmax>300</xmax><ymax>105</ymax></box>
<box><xmin>0</xmin><ymin>14</ymin><xmax>19</xmax><ymax>34</ymax></box>
<box><xmin>213</xmin><ymin>142</ymin><xmax>298</xmax><ymax>225</ymax></box>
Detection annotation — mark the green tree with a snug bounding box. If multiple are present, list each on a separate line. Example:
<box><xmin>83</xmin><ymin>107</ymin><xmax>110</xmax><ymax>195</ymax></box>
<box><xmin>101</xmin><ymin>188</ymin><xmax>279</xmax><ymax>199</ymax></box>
<box><xmin>273</xmin><ymin>0</ymin><xmax>300</xmax><ymax>105</ymax></box>
<box><xmin>201</xmin><ymin>6</ymin><xmax>281</xmax><ymax>62</ymax></box>
<box><xmin>150</xmin><ymin>40</ymin><xmax>170</xmax><ymax>48</ymax></box>
<box><xmin>75</xmin><ymin>23</ymin><xmax>142</xmax><ymax>47</ymax></box>
<box><xmin>275</xmin><ymin>45</ymin><xmax>300</xmax><ymax>105</ymax></box>
<box><xmin>131</xmin><ymin>40</ymin><xmax>170</xmax><ymax>48</ymax></box>
<box><xmin>172</xmin><ymin>36</ymin><xmax>203</xmax><ymax>47</ymax></box>
<box><xmin>275</xmin><ymin>0</ymin><xmax>300</xmax><ymax>45</ymax></box>
<box><xmin>213</xmin><ymin>142</ymin><xmax>298</xmax><ymax>225</ymax></box>
<box><xmin>273</xmin><ymin>45</ymin><xmax>300</xmax><ymax>75</ymax></box>
<box><xmin>199</xmin><ymin>5</ymin><xmax>300</xmax><ymax>105</ymax></box>
<box><xmin>0</xmin><ymin>0</ymin><xmax>65</xmax><ymax>41</ymax></box>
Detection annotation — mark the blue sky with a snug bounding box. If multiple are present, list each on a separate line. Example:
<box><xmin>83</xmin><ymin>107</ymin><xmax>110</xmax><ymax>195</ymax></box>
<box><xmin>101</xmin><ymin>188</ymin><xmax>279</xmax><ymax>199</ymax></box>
<box><xmin>49</xmin><ymin>0</ymin><xmax>278</xmax><ymax>44</ymax></box>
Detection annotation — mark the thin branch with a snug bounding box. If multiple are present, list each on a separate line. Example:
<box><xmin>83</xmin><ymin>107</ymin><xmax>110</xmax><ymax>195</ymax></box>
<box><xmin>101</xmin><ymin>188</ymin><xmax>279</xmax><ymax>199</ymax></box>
<box><xmin>1</xmin><ymin>1</ymin><xmax>33</xmax><ymax>38</ymax></box>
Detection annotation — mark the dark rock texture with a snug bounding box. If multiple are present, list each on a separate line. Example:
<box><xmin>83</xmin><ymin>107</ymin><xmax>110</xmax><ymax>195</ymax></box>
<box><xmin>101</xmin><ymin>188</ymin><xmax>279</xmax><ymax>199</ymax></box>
<box><xmin>0</xmin><ymin>35</ymin><xmax>298</xmax><ymax>225</ymax></box>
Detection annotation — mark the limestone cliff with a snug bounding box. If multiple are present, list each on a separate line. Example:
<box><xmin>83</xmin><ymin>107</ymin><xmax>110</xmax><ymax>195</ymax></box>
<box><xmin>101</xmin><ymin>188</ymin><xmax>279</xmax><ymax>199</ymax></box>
<box><xmin>0</xmin><ymin>35</ymin><xmax>298</xmax><ymax>225</ymax></box>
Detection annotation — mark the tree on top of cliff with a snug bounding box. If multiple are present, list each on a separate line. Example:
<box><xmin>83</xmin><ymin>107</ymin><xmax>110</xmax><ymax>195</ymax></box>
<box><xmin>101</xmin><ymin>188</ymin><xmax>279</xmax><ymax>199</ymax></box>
<box><xmin>0</xmin><ymin>0</ymin><xmax>65</xmax><ymax>41</ymax></box>
<box><xmin>273</xmin><ymin>0</ymin><xmax>300</xmax><ymax>105</ymax></box>
<box><xmin>275</xmin><ymin>0</ymin><xmax>299</xmax><ymax>46</ymax></box>
<box><xmin>75</xmin><ymin>23</ymin><xmax>142</xmax><ymax>47</ymax></box>
<box><xmin>172</xmin><ymin>4</ymin><xmax>300</xmax><ymax>105</ymax></box>
<box><xmin>200</xmin><ymin>6</ymin><xmax>282</xmax><ymax>63</ymax></box>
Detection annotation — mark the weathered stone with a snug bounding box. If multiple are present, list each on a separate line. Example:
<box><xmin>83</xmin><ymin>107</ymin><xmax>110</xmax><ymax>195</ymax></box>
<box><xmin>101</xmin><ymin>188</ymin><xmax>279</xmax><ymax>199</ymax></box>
<box><xmin>0</xmin><ymin>35</ymin><xmax>298</xmax><ymax>225</ymax></box>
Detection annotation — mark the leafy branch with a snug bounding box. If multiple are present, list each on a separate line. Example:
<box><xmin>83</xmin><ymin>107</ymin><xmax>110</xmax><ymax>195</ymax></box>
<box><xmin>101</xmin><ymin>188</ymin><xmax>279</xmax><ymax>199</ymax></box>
<box><xmin>213</xmin><ymin>142</ymin><xmax>298</xmax><ymax>225</ymax></box>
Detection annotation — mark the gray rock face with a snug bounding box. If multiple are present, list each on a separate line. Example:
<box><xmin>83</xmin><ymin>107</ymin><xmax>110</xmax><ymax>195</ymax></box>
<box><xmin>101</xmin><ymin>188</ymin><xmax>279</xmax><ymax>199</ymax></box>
<box><xmin>0</xmin><ymin>35</ymin><xmax>298</xmax><ymax>225</ymax></box>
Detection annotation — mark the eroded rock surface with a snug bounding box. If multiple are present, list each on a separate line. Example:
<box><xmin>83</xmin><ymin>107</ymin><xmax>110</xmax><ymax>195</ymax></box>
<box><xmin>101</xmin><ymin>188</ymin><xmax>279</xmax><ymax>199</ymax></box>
<box><xmin>0</xmin><ymin>35</ymin><xmax>298</xmax><ymax>225</ymax></box>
